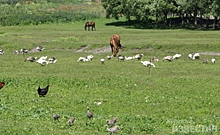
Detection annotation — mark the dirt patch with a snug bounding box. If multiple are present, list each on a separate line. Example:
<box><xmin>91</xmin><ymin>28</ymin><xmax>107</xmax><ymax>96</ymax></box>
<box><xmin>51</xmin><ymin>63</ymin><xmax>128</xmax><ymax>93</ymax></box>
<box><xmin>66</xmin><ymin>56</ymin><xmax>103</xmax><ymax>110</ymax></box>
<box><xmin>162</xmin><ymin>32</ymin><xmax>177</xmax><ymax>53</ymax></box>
<box><xmin>76</xmin><ymin>45</ymin><xmax>111</xmax><ymax>54</ymax></box>
<box><xmin>76</xmin><ymin>44</ymin><xmax>91</xmax><ymax>52</ymax></box>
<box><xmin>86</xmin><ymin>46</ymin><xmax>111</xmax><ymax>54</ymax></box>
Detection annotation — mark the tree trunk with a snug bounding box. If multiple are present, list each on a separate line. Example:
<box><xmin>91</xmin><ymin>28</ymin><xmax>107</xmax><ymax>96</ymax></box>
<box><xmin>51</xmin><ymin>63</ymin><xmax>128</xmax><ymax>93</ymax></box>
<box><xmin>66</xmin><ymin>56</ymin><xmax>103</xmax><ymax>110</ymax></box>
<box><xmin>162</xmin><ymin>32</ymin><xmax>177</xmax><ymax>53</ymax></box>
<box><xmin>186</xmin><ymin>14</ymin><xmax>190</xmax><ymax>26</ymax></box>
<box><xmin>205</xmin><ymin>18</ymin><xmax>209</xmax><ymax>29</ymax></box>
<box><xmin>194</xmin><ymin>10</ymin><xmax>197</xmax><ymax>27</ymax></box>
<box><xmin>155</xmin><ymin>13</ymin><xmax>158</xmax><ymax>28</ymax></box>
<box><xmin>181</xmin><ymin>13</ymin><xmax>185</xmax><ymax>27</ymax></box>
<box><xmin>199</xmin><ymin>11</ymin><xmax>202</xmax><ymax>28</ymax></box>
<box><xmin>164</xmin><ymin>12</ymin><xmax>168</xmax><ymax>26</ymax></box>
<box><xmin>169</xmin><ymin>13</ymin><xmax>173</xmax><ymax>27</ymax></box>
<box><xmin>213</xmin><ymin>17</ymin><xmax>216</xmax><ymax>30</ymax></box>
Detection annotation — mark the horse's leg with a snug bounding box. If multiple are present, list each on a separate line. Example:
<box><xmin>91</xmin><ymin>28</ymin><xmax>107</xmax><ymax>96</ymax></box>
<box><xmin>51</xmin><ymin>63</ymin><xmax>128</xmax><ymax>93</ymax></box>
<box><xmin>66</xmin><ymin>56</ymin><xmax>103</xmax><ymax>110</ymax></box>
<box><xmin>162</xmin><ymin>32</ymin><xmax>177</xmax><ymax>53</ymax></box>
<box><xmin>110</xmin><ymin>44</ymin><xmax>114</xmax><ymax>56</ymax></box>
<box><xmin>115</xmin><ymin>47</ymin><xmax>119</xmax><ymax>57</ymax></box>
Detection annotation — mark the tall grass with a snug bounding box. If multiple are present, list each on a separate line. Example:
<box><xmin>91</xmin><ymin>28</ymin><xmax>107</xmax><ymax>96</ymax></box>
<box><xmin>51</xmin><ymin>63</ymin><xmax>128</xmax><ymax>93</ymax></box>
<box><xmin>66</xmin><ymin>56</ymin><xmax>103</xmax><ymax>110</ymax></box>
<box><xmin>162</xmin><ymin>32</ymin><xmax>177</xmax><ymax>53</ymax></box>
<box><xmin>0</xmin><ymin>1</ymin><xmax>103</xmax><ymax>26</ymax></box>
<box><xmin>0</xmin><ymin>18</ymin><xmax>220</xmax><ymax>134</ymax></box>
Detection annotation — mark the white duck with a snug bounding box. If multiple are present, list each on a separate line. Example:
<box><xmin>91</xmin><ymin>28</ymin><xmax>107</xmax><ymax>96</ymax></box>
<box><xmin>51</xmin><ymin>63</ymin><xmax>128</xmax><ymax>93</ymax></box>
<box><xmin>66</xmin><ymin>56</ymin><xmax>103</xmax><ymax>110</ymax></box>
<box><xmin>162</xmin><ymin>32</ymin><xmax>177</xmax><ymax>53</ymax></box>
<box><xmin>36</xmin><ymin>56</ymin><xmax>48</xmax><ymax>65</ymax></box>
<box><xmin>141</xmin><ymin>61</ymin><xmax>156</xmax><ymax>67</ymax></box>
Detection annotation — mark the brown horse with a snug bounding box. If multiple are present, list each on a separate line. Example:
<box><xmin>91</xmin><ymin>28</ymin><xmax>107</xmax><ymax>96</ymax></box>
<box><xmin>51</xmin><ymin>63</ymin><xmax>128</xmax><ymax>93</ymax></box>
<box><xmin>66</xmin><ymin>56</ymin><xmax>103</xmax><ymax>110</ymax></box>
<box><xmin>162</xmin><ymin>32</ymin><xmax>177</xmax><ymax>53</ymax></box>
<box><xmin>110</xmin><ymin>34</ymin><xmax>123</xmax><ymax>57</ymax></box>
<box><xmin>84</xmin><ymin>22</ymin><xmax>96</xmax><ymax>31</ymax></box>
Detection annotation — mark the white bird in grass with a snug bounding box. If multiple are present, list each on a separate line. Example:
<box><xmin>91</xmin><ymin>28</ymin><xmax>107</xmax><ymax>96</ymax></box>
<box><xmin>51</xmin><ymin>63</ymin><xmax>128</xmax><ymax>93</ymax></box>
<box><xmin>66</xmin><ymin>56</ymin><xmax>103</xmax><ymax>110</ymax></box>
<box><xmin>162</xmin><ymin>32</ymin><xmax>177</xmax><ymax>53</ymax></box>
<box><xmin>20</xmin><ymin>48</ymin><xmax>28</xmax><ymax>54</ymax></box>
<box><xmin>162</xmin><ymin>56</ymin><xmax>173</xmax><ymax>61</ymax></box>
<box><xmin>0</xmin><ymin>49</ymin><xmax>4</xmax><ymax>54</ymax></box>
<box><xmin>141</xmin><ymin>61</ymin><xmax>156</xmax><ymax>67</ymax></box>
<box><xmin>100</xmin><ymin>59</ymin><xmax>105</xmax><ymax>64</ymax></box>
<box><xmin>134</xmin><ymin>54</ymin><xmax>144</xmax><ymax>60</ymax></box>
<box><xmin>188</xmin><ymin>53</ymin><xmax>193</xmax><ymax>59</ymax></box>
<box><xmin>152</xmin><ymin>56</ymin><xmax>159</xmax><ymax>62</ymax></box>
<box><xmin>173</xmin><ymin>54</ymin><xmax>181</xmax><ymax>59</ymax></box>
<box><xmin>77</xmin><ymin>57</ymin><xmax>87</xmax><ymax>62</ymax></box>
<box><xmin>25</xmin><ymin>56</ymin><xmax>37</xmax><ymax>62</ymax></box>
<box><xmin>211</xmin><ymin>58</ymin><xmax>216</xmax><ymax>64</ymax></box>
<box><xmin>125</xmin><ymin>56</ymin><xmax>134</xmax><ymax>60</ymax></box>
<box><xmin>36</xmin><ymin>46</ymin><xmax>44</xmax><ymax>51</ymax></box>
<box><xmin>105</xmin><ymin>125</ymin><xmax>120</xmax><ymax>135</ymax></box>
<box><xmin>87</xmin><ymin>55</ymin><xmax>94</xmax><ymax>61</ymax></box>
<box><xmin>94</xmin><ymin>101</ymin><xmax>102</xmax><ymax>105</ymax></box>
<box><xmin>192</xmin><ymin>53</ymin><xmax>200</xmax><ymax>60</ymax></box>
<box><xmin>48</xmin><ymin>56</ymin><xmax>57</xmax><ymax>64</ymax></box>
<box><xmin>13</xmin><ymin>50</ymin><xmax>20</xmax><ymax>54</ymax></box>
<box><xmin>36</xmin><ymin>56</ymin><xmax>48</xmax><ymax>65</ymax></box>
<box><xmin>118</xmin><ymin>56</ymin><xmax>125</xmax><ymax>61</ymax></box>
<box><xmin>107</xmin><ymin>55</ymin><xmax>113</xmax><ymax>60</ymax></box>
<box><xmin>77</xmin><ymin>57</ymin><xmax>91</xmax><ymax>62</ymax></box>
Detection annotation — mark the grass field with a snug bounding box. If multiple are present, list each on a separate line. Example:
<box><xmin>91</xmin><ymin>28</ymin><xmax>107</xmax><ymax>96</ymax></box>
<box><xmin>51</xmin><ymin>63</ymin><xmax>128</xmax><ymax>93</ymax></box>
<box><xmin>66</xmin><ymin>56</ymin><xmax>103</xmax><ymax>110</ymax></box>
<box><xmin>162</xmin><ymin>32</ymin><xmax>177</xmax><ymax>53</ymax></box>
<box><xmin>0</xmin><ymin>18</ymin><xmax>220</xmax><ymax>135</ymax></box>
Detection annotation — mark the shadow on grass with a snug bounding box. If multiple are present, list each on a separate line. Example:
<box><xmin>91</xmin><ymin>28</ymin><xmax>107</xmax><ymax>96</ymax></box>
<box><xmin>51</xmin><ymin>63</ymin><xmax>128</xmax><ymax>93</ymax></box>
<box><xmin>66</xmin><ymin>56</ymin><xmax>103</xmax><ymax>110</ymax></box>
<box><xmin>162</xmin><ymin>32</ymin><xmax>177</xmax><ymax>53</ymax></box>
<box><xmin>105</xmin><ymin>18</ymin><xmax>220</xmax><ymax>30</ymax></box>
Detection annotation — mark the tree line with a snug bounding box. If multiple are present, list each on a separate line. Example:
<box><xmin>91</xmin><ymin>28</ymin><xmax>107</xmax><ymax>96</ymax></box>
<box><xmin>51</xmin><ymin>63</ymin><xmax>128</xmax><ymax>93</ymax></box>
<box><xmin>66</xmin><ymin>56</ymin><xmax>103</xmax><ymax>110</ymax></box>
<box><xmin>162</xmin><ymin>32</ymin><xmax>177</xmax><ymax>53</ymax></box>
<box><xmin>102</xmin><ymin>0</ymin><xmax>220</xmax><ymax>29</ymax></box>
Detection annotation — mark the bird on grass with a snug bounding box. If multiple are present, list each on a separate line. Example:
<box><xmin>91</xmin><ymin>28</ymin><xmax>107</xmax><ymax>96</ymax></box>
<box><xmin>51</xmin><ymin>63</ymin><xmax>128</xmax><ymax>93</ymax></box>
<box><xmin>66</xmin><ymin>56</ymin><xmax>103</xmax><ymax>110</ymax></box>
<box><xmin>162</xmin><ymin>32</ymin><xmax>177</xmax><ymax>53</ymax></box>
<box><xmin>87</xmin><ymin>107</ymin><xmax>93</xmax><ymax>119</ymax></box>
<box><xmin>68</xmin><ymin>117</ymin><xmax>75</xmax><ymax>126</ymax></box>
<box><xmin>52</xmin><ymin>111</ymin><xmax>60</xmax><ymax>121</ymax></box>
<box><xmin>100</xmin><ymin>58</ymin><xmax>105</xmax><ymax>64</ymax></box>
<box><xmin>24</xmin><ymin>56</ymin><xmax>37</xmax><ymax>62</ymax></box>
<box><xmin>211</xmin><ymin>58</ymin><xmax>216</xmax><ymax>64</ymax></box>
<box><xmin>0</xmin><ymin>82</ymin><xmax>6</xmax><ymax>90</ymax></box>
<box><xmin>37</xmin><ymin>84</ymin><xmax>50</xmax><ymax>97</ymax></box>
<box><xmin>141</xmin><ymin>61</ymin><xmax>156</xmax><ymax>67</ymax></box>
<box><xmin>105</xmin><ymin>125</ymin><xmax>120</xmax><ymax>135</ymax></box>
<box><xmin>106</xmin><ymin>117</ymin><xmax>117</xmax><ymax>125</ymax></box>
<box><xmin>36</xmin><ymin>56</ymin><xmax>48</xmax><ymax>65</ymax></box>
<box><xmin>107</xmin><ymin>55</ymin><xmax>112</xmax><ymax>60</ymax></box>
<box><xmin>94</xmin><ymin>101</ymin><xmax>102</xmax><ymax>105</ymax></box>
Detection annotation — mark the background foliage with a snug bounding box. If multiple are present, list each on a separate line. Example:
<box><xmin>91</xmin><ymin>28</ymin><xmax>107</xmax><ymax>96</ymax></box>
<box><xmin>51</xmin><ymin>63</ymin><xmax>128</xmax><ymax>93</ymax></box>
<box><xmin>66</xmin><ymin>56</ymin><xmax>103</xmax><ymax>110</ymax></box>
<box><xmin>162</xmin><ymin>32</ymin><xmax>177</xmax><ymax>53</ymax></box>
<box><xmin>102</xmin><ymin>0</ymin><xmax>220</xmax><ymax>29</ymax></box>
<box><xmin>0</xmin><ymin>0</ymin><xmax>103</xmax><ymax>26</ymax></box>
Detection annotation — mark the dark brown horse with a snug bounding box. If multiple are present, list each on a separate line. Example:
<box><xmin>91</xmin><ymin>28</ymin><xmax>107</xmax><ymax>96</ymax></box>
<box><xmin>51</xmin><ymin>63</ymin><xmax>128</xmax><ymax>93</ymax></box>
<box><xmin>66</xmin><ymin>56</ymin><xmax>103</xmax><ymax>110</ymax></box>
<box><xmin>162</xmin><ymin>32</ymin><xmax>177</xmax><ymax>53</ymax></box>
<box><xmin>84</xmin><ymin>22</ymin><xmax>96</xmax><ymax>31</ymax></box>
<box><xmin>110</xmin><ymin>34</ymin><xmax>123</xmax><ymax>57</ymax></box>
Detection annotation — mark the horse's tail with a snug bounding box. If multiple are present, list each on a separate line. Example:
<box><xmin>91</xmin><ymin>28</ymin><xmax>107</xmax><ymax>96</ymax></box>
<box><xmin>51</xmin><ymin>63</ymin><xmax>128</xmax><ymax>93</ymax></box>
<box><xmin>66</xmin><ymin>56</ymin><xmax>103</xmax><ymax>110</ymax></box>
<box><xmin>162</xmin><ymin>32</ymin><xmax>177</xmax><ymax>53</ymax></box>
<box><xmin>93</xmin><ymin>22</ymin><xmax>96</xmax><ymax>29</ymax></box>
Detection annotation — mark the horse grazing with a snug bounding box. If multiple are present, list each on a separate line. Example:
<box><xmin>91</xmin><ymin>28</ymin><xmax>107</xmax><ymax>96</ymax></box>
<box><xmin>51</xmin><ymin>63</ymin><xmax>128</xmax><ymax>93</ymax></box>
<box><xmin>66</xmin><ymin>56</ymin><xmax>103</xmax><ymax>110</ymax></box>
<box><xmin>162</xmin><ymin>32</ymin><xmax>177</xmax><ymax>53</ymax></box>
<box><xmin>84</xmin><ymin>22</ymin><xmax>96</xmax><ymax>31</ymax></box>
<box><xmin>110</xmin><ymin>34</ymin><xmax>123</xmax><ymax>57</ymax></box>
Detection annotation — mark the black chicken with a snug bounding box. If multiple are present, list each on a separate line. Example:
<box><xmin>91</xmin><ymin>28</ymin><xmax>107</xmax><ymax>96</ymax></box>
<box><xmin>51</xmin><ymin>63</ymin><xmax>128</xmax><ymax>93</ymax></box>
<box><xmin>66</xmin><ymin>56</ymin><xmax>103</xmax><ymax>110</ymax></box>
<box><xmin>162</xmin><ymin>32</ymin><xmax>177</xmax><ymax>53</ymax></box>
<box><xmin>37</xmin><ymin>84</ymin><xmax>50</xmax><ymax>97</ymax></box>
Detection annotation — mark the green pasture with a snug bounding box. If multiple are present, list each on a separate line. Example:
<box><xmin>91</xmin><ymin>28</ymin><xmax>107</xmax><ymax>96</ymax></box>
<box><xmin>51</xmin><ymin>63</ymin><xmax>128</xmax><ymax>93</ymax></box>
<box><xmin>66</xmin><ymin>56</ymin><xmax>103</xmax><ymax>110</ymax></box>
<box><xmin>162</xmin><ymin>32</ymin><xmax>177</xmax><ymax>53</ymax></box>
<box><xmin>0</xmin><ymin>18</ymin><xmax>220</xmax><ymax>135</ymax></box>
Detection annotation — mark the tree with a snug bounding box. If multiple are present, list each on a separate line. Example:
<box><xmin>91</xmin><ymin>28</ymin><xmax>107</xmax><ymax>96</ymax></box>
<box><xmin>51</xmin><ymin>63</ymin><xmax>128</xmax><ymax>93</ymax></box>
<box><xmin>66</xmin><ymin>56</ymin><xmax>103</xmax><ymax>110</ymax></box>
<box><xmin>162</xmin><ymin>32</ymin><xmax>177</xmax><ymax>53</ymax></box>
<box><xmin>102</xmin><ymin>0</ymin><xmax>123</xmax><ymax>20</ymax></box>
<box><xmin>102</xmin><ymin>0</ymin><xmax>220</xmax><ymax>29</ymax></box>
<box><xmin>209</xmin><ymin>0</ymin><xmax>220</xmax><ymax>29</ymax></box>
